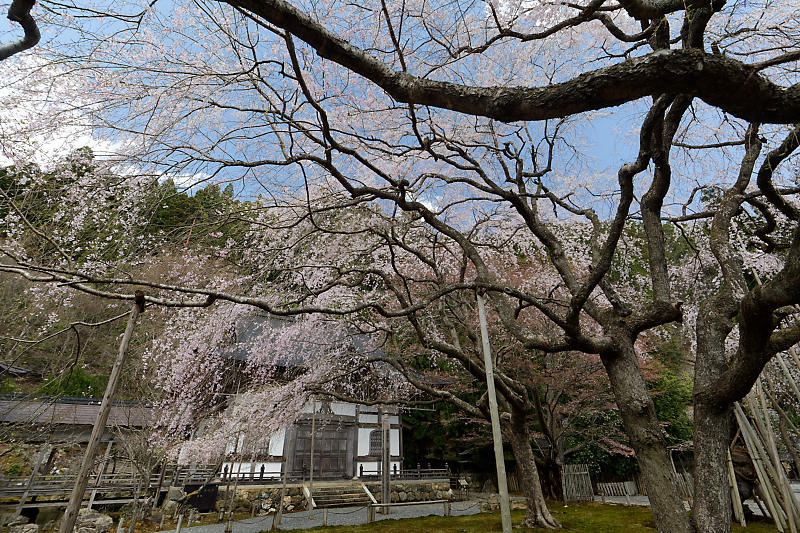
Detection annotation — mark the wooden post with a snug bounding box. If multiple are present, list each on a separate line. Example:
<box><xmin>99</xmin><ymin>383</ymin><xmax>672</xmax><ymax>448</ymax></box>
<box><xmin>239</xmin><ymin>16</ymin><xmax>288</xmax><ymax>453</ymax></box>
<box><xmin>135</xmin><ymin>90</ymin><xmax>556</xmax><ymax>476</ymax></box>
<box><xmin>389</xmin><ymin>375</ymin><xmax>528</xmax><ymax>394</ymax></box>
<box><xmin>88</xmin><ymin>440</ymin><xmax>114</xmax><ymax>510</ymax></box>
<box><xmin>223</xmin><ymin>463</ymin><xmax>233</xmax><ymax>516</ymax></box>
<box><xmin>14</xmin><ymin>444</ymin><xmax>51</xmax><ymax>517</ymax></box>
<box><xmin>271</xmin><ymin>453</ymin><xmax>289</xmax><ymax>530</ymax></box>
<box><xmin>755</xmin><ymin>383</ymin><xmax>800</xmax><ymax>531</ymax></box>
<box><xmin>175</xmin><ymin>514</ymin><xmax>183</xmax><ymax>533</ymax></box>
<box><xmin>322</xmin><ymin>508</ymin><xmax>328</xmax><ymax>526</ymax></box>
<box><xmin>152</xmin><ymin>461</ymin><xmax>167</xmax><ymax>512</ymax></box>
<box><xmin>309</xmin><ymin>396</ymin><xmax>316</xmax><ymax>519</ymax></box>
<box><xmin>226</xmin><ymin>454</ymin><xmax>244</xmax><ymax>526</ymax></box>
<box><xmin>728</xmin><ymin>449</ymin><xmax>746</xmax><ymax>527</ymax></box>
<box><xmin>736</xmin><ymin>402</ymin><xmax>786</xmax><ymax>531</ymax></box>
<box><xmin>59</xmin><ymin>302</ymin><xmax>141</xmax><ymax>533</ymax></box>
<box><xmin>476</xmin><ymin>292</ymin><xmax>512</xmax><ymax>533</ymax></box>
<box><xmin>381</xmin><ymin>412</ymin><xmax>390</xmax><ymax>515</ymax></box>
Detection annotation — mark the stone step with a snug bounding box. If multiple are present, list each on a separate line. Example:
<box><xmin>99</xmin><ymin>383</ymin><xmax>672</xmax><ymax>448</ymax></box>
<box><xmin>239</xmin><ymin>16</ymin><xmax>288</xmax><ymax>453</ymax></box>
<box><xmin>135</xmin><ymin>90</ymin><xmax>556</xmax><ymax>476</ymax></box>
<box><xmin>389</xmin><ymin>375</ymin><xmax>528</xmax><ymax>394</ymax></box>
<box><xmin>312</xmin><ymin>491</ymin><xmax>366</xmax><ymax>497</ymax></box>
<box><xmin>313</xmin><ymin>500</ymin><xmax>371</xmax><ymax>508</ymax></box>
<box><xmin>310</xmin><ymin>489</ymin><xmax>372</xmax><ymax>509</ymax></box>
<box><xmin>311</xmin><ymin>492</ymin><xmax>370</xmax><ymax>500</ymax></box>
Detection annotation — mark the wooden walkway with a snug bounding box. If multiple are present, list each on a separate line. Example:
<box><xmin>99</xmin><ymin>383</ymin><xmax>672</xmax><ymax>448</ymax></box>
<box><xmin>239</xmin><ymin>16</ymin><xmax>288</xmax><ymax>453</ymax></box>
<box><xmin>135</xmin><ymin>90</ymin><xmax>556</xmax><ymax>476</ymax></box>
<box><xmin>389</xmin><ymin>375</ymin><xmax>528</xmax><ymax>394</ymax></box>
<box><xmin>0</xmin><ymin>466</ymin><xmax>217</xmax><ymax>509</ymax></box>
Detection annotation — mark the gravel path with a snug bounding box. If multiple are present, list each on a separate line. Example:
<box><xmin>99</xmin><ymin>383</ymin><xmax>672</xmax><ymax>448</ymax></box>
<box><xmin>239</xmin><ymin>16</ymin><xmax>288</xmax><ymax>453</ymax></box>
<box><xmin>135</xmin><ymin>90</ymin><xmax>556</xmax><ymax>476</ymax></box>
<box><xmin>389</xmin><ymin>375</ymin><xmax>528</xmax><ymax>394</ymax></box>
<box><xmin>158</xmin><ymin>500</ymin><xmax>484</xmax><ymax>533</ymax></box>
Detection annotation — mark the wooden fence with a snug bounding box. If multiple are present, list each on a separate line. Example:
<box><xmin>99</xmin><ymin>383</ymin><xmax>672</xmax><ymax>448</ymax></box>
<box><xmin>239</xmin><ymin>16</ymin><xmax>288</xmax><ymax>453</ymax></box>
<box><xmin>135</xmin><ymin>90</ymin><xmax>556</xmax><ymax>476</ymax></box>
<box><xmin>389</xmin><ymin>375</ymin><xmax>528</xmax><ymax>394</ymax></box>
<box><xmin>562</xmin><ymin>464</ymin><xmax>594</xmax><ymax>502</ymax></box>
<box><xmin>596</xmin><ymin>480</ymin><xmax>638</xmax><ymax>497</ymax></box>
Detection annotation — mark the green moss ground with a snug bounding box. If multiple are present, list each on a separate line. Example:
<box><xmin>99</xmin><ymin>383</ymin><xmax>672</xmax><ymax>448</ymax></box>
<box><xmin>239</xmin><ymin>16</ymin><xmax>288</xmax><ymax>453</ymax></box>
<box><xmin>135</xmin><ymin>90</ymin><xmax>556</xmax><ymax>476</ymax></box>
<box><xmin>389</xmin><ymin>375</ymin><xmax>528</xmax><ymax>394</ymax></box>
<box><xmin>277</xmin><ymin>502</ymin><xmax>777</xmax><ymax>532</ymax></box>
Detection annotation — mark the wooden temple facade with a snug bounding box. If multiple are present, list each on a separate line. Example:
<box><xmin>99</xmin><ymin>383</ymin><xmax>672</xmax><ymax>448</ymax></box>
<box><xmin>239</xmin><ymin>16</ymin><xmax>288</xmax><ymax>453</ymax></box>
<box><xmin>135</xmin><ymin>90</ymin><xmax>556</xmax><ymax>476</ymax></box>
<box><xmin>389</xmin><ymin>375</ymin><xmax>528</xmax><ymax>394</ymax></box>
<box><xmin>220</xmin><ymin>400</ymin><xmax>402</xmax><ymax>482</ymax></box>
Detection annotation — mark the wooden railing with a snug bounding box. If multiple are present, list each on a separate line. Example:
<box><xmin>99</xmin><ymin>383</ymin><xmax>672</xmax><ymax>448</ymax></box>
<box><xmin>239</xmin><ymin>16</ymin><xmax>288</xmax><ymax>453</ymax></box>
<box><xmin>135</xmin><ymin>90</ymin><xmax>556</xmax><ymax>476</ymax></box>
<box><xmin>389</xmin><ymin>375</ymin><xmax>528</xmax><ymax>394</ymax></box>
<box><xmin>216</xmin><ymin>464</ymin><xmax>451</xmax><ymax>484</ymax></box>
<box><xmin>358</xmin><ymin>464</ymin><xmax>450</xmax><ymax>481</ymax></box>
<box><xmin>0</xmin><ymin>465</ymin><xmax>217</xmax><ymax>499</ymax></box>
<box><xmin>218</xmin><ymin>469</ymin><xmax>282</xmax><ymax>484</ymax></box>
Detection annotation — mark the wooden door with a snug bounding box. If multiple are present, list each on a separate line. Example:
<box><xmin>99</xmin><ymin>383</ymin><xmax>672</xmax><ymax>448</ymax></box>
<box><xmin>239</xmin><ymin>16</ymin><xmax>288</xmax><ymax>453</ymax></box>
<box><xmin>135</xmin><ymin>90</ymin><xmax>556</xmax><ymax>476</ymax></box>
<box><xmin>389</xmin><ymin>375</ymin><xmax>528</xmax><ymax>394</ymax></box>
<box><xmin>292</xmin><ymin>423</ymin><xmax>353</xmax><ymax>479</ymax></box>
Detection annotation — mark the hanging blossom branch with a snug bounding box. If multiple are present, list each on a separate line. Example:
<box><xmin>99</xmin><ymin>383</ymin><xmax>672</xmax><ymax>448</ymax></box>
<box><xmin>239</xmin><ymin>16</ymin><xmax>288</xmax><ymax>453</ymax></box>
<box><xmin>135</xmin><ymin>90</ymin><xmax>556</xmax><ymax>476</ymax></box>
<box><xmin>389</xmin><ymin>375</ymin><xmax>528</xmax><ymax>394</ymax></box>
<box><xmin>0</xmin><ymin>0</ymin><xmax>39</xmax><ymax>61</ymax></box>
<box><xmin>0</xmin><ymin>251</ymin><xmax>570</xmax><ymax>342</ymax></box>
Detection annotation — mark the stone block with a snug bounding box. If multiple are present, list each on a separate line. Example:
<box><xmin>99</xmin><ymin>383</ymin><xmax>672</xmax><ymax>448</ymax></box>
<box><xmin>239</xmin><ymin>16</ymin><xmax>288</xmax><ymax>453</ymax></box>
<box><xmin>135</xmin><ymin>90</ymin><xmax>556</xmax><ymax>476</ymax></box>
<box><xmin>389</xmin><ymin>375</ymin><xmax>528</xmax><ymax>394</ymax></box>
<box><xmin>167</xmin><ymin>487</ymin><xmax>185</xmax><ymax>501</ymax></box>
<box><xmin>163</xmin><ymin>500</ymin><xmax>178</xmax><ymax>514</ymax></box>
<box><xmin>75</xmin><ymin>509</ymin><xmax>113</xmax><ymax>533</ymax></box>
<box><xmin>10</xmin><ymin>524</ymin><xmax>38</xmax><ymax>533</ymax></box>
<box><xmin>4</xmin><ymin>515</ymin><xmax>27</xmax><ymax>527</ymax></box>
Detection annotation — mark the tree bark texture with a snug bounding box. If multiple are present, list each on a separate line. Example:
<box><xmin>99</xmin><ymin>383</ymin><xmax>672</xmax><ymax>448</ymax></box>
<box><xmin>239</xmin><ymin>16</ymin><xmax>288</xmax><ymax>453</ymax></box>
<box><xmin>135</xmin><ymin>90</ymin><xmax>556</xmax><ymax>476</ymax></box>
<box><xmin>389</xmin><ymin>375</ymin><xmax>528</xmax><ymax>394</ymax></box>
<box><xmin>692</xmin><ymin>294</ymin><xmax>739</xmax><ymax>533</ymax></box>
<box><xmin>0</xmin><ymin>0</ymin><xmax>40</xmax><ymax>61</ymax></box>
<box><xmin>229</xmin><ymin>0</ymin><xmax>800</xmax><ymax>124</ymax></box>
<box><xmin>601</xmin><ymin>339</ymin><xmax>692</xmax><ymax>533</ymax></box>
<box><xmin>506</xmin><ymin>407</ymin><xmax>560</xmax><ymax>529</ymax></box>
<box><xmin>692</xmin><ymin>403</ymin><xmax>733</xmax><ymax>533</ymax></box>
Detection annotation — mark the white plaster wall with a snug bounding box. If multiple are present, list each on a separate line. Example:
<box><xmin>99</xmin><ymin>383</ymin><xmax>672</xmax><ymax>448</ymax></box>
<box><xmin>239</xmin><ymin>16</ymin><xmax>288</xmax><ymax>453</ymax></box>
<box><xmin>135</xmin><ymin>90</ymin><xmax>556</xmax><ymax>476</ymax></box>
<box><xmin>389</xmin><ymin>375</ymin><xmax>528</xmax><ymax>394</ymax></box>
<box><xmin>358</xmin><ymin>428</ymin><xmax>372</xmax><ymax>455</ymax></box>
<box><xmin>332</xmin><ymin>402</ymin><xmax>356</xmax><ymax>416</ymax></box>
<box><xmin>357</xmin><ymin>428</ymin><xmax>400</xmax><ymax>456</ymax></box>
<box><xmin>357</xmin><ymin>461</ymin><xmax>402</xmax><ymax>476</ymax></box>
<box><xmin>268</xmin><ymin>428</ymin><xmax>286</xmax><ymax>456</ymax></box>
<box><xmin>359</xmin><ymin>414</ymin><xmax>399</xmax><ymax>425</ymax></box>
<box><xmin>224</xmin><ymin>433</ymin><xmax>245</xmax><ymax>455</ymax></box>
<box><xmin>223</xmin><ymin>461</ymin><xmax>282</xmax><ymax>476</ymax></box>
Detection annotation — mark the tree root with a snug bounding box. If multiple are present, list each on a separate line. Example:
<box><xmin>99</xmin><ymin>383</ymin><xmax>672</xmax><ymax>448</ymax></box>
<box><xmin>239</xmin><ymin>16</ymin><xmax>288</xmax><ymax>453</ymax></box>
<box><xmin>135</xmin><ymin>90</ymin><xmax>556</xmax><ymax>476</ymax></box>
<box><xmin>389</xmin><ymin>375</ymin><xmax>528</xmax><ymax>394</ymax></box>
<box><xmin>519</xmin><ymin>508</ymin><xmax>561</xmax><ymax>529</ymax></box>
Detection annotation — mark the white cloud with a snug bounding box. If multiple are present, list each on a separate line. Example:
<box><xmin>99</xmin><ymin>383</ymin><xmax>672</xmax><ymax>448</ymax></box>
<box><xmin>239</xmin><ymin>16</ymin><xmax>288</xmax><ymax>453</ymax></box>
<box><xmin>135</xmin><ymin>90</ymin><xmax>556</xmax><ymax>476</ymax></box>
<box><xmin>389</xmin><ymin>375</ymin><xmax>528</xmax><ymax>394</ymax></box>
<box><xmin>0</xmin><ymin>53</ymin><xmax>127</xmax><ymax>169</ymax></box>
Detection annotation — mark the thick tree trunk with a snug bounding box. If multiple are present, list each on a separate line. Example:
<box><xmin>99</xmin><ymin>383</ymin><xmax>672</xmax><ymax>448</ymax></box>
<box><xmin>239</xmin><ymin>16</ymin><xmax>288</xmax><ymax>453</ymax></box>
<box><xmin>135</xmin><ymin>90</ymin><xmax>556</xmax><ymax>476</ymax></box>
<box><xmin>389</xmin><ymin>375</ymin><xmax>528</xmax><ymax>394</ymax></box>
<box><xmin>601</xmin><ymin>339</ymin><xmax>692</xmax><ymax>533</ymax></box>
<box><xmin>692</xmin><ymin>402</ymin><xmax>732</xmax><ymax>533</ymax></box>
<box><xmin>506</xmin><ymin>408</ymin><xmax>560</xmax><ymax>529</ymax></box>
<box><xmin>692</xmin><ymin>300</ymin><xmax>735</xmax><ymax>533</ymax></box>
<box><xmin>539</xmin><ymin>454</ymin><xmax>563</xmax><ymax>500</ymax></box>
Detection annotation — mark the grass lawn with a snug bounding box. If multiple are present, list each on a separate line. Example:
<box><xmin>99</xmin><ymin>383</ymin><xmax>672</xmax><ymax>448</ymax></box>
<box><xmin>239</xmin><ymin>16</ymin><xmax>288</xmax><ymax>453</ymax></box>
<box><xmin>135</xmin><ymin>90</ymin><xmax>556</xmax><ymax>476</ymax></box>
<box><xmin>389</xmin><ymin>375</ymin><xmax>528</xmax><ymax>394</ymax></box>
<box><xmin>278</xmin><ymin>502</ymin><xmax>778</xmax><ymax>532</ymax></box>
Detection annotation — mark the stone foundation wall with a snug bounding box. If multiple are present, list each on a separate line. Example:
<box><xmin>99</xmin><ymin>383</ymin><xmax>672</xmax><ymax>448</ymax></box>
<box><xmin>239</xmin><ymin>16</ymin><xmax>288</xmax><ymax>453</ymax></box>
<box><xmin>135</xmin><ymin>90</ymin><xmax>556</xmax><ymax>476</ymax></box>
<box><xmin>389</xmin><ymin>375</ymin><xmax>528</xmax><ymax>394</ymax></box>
<box><xmin>218</xmin><ymin>487</ymin><xmax>306</xmax><ymax>514</ymax></box>
<box><xmin>212</xmin><ymin>480</ymin><xmax>452</xmax><ymax>515</ymax></box>
<box><xmin>365</xmin><ymin>481</ymin><xmax>453</xmax><ymax>503</ymax></box>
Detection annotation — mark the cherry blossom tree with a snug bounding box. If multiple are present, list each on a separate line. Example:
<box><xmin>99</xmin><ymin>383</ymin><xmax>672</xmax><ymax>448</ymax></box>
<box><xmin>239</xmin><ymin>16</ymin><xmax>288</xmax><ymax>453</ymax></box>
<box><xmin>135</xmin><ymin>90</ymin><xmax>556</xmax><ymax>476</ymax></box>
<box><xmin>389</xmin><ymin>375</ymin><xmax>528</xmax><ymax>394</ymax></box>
<box><xmin>2</xmin><ymin>0</ymin><xmax>800</xmax><ymax>532</ymax></box>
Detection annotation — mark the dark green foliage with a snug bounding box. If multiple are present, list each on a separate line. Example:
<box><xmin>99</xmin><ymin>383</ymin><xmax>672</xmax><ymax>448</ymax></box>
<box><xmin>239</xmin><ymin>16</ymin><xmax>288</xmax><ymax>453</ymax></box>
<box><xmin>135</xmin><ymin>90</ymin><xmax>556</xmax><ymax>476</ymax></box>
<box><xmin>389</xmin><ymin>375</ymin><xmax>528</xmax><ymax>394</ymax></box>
<box><xmin>37</xmin><ymin>367</ymin><xmax>108</xmax><ymax>397</ymax></box>
<box><xmin>650</xmin><ymin>369</ymin><xmax>693</xmax><ymax>444</ymax></box>
<box><xmin>647</xmin><ymin>337</ymin><xmax>694</xmax><ymax>444</ymax></box>
<box><xmin>0</xmin><ymin>378</ymin><xmax>16</xmax><ymax>393</ymax></box>
<box><xmin>401</xmin><ymin>403</ymin><xmax>490</xmax><ymax>470</ymax></box>
<box><xmin>569</xmin><ymin>444</ymin><xmax>638</xmax><ymax>481</ymax></box>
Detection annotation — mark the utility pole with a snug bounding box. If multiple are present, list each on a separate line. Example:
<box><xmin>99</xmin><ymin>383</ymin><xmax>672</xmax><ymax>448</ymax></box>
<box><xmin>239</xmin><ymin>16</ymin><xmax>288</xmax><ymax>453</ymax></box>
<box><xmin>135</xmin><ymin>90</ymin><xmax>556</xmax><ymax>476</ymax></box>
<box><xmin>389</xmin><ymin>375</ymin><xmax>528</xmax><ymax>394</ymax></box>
<box><xmin>476</xmin><ymin>291</ymin><xmax>512</xmax><ymax>533</ymax></box>
<box><xmin>308</xmin><ymin>397</ymin><xmax>316</xmax><ymax>519</ymax></box>
<box><xmin>381</xmin><ymin>412</ymin><xmax>390</xmax><ymax>515</ymax></box>
<box><xmin>60</xmin><ymin>295</ymin><xmax>143</xmax><ymax>533</ymax></box>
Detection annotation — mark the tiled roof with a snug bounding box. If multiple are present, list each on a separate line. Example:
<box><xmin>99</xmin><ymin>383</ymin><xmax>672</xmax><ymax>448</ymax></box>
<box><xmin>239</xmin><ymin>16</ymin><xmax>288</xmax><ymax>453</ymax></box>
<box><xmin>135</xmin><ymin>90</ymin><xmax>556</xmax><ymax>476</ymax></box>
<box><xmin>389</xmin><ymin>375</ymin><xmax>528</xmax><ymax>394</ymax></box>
<box><xmin>0</xmin><ymin>395</ymin><xmax>152</xmax><ymax>427</ymax></box>
<box><xmin>0</xmin><ymin>362</ymin><xmax>36</xmax><ymax>376</ymax></box>
<box><xmin>225</xmin><ymin>315</ymin><xmax>387</xmax><ymax>365</ymax></box>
